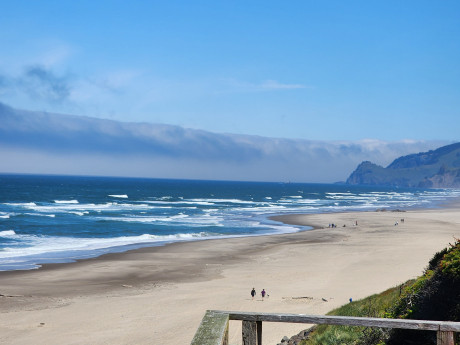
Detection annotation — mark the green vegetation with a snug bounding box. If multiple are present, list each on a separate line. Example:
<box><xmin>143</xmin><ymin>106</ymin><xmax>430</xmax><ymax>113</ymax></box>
<box><xmin>385</xmin><ymin>238</ymin><xmax>460</xmax><ymax>345</ymax></box>
<box><xmin>300</xmin><ymin>239</ymin><xmax>460</xmax><ymax>345</ymax></box>
<box><xmin>300</xmin><ymin>283</ymin><xmax>409</xmax><ymax>345</ymax></box>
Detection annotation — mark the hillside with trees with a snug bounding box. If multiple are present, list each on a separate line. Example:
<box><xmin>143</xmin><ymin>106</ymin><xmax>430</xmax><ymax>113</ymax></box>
<box><xmin>346</xmin><ymin>143</ymin><xmax>460</xmax><ymax>188</ymax></box>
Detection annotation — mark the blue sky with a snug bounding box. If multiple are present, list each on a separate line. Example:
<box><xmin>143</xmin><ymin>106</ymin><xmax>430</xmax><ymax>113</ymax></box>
<box><xmin>1</xmin><ymin>1</ymin><xmax>459</xmax><ymax>142</ymax></box>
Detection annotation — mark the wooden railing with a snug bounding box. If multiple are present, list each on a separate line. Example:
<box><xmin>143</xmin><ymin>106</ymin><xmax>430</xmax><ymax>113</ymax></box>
<box><xmin>190</xmin><ymin>310</ymin><xmax>460</xmax><ymax>345</ymax></box>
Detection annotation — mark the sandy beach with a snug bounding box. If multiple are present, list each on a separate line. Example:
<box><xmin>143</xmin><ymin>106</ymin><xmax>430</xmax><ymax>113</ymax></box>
<box><xmin>1</xmin><ymin>205</ymin><xmax>459</xmax><ymax>345</ymax></box>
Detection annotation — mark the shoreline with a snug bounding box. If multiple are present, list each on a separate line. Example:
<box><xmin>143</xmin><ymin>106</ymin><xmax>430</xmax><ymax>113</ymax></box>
<box><xmin>1</xmin><ymin>205</ymin><xmax>459</xmax><ymax>344</ymax></box>
<box><xmin>1</xmin><ymin>199</ymin><xmax>452</xmax><ymax>274</ymax></box>
<box><xmin>0</xmin><ymin>224</ymin><xmax>344</xmax><ymax>299</ymax></box>
<box><xmin>3</xmin><ymin>182</ymin><xmax>459</xmax><ymax>274</ymax></box>
<box><xmin>0</xmin><ymin>183</ymin><xmax>460</xmax><ymax>272</ymax></box>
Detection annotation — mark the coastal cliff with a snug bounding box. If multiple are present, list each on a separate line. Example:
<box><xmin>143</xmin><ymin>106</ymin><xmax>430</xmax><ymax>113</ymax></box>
<box><xmin>346</xmin><ymin>142</ymin><xmax>460</xmax><ymax>188</ymax></box>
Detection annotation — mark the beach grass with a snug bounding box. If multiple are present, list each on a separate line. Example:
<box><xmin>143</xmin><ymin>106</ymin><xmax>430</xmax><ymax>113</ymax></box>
<box><xmin>302</xmin><ymin>238</ymin><xmax>460</xmax><ymax>345</ymax></box>
<box><xmin>301</xmin><ymin>282</ymin><xmax>414</xmax><ymax>345</ymax></box>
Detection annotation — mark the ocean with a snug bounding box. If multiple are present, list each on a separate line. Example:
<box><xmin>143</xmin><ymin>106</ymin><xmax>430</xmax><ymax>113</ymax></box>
<box><xmin>1</xmin><ymin>174</ymin><xmax>459</xmax><ymax>271</ymax></box>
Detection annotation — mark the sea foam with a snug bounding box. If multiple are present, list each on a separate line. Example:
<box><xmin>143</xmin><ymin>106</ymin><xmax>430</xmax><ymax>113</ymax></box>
<box><xmin>0</xmin><ymin>230</ymin><xmax>16</xmax><ymax>237</ymax></box>
<box><xmin>0</xmin><ymin>231</ymin><xmax>213</xmax><ymax>262</ymax></box>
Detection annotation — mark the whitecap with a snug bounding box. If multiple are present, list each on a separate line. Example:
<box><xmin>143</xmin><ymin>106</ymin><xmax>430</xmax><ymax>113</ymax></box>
<box><xmin>109</xmin><ymin>194</ymin><xmax>128</xmax><ymax>198</ymax></box>
<box><xmin>0</xmin><ymin>231</ymin><xmax>215</xmax><ymax>260</ymax></box>
<box><xmin>54</xmin><ymin>200</ymin><xmax>79</xmax><ymax>204</ymax></box>
<box><xmin>71</xmin><ymin>211</ymin><xmax>89</xmax><ymax>216</ymax></box>
<box><xmin>189</xmin><ymin>198</ymin><xmax>254</xmax><ymax>204</ymax></box>
<box><xmin>181</xmin><ymin>201</ymin><xmax>216</xmax><ymax>206</ymax></box>
<box><xmin>25</xmin><ymin>202</ymin><xmax>148</xmax><ymax>214</ymax></box>
<box><xmin>4</xmin><ymin>202</ymin><xmax>37</xmax><ymax>207</ymax></box>
<box><xmin>0</xmin><ymin>230</ymin><xmax>16</xmax><ymax>237</ymax></box>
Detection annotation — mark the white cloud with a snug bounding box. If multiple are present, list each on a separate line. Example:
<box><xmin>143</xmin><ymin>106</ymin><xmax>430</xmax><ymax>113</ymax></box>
<box><xmin>220</xmin><ymin>78</ymin><xmax>308</xmax><ymax>93</ymax></box>
<box><xmin>259</xmin><ymin>80</ymin><xmax>306</xmax><ymax>90</ymax></box>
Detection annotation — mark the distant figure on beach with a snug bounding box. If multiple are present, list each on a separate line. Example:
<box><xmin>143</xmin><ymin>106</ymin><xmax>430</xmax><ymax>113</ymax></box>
<box><xmin>355</xmin><ymin>220</ymin><xmax>358</xmax><ymax>226</ymax></box>
<box><xmin>349</xmin><ymin>298</ymin><xmax>353</xmax><ymax>303</ymax></box>
<box><xmin>261</xmin><ymin>289</ymin><xmax>266</xmax><ymax>300</ymax></box>
<box><xmin>251</xmin><ymin>288</ymin><xmax>256</xmax><ymax>300</ymax></box>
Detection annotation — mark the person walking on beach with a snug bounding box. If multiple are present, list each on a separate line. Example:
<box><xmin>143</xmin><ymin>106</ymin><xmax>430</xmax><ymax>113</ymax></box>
<box><xmin>251</xmin><ymin>288</ymin><xmax>256</xmax><ymax>300</ymax></box>
<box><xmin>261</xmin><ymin>289</ymin><xmax>266</xmax><ymax>300</ymax></box>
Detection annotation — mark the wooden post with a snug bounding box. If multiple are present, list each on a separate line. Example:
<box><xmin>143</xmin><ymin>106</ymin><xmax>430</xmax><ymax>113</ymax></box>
<box><xmin>437</xmin><ymin>331</ymin><xmax>455</xmax><ymax>345</ymax></box>
<box><xmin>190</xmin><ymin>310</ymin><xmax>229</xmax><ymax>345</ymax></box>
<box><xmin>257</xmin><ymin>320</ymin><xmax>262</xmax><ymax>345</ymax></box>
<box><xmin>242</xmin><ymin>320</ymin><xmax>262</xmax><ymax>345</ymax></box>
<box><xmin>223</xmin><ymin>323</ymin><xmax>229</xmax><ymax>345</ymax></box>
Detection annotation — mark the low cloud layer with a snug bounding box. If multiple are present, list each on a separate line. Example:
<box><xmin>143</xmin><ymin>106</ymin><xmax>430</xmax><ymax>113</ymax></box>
<box><xmin>0</xmin><ymin>102</ymin><xmax>451</xmax><ymax>182</ymax></box>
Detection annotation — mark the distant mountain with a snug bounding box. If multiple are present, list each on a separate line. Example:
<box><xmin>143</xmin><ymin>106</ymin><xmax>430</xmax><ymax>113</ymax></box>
<box><xmin>346</xmin><ymin>142</ymin><xmax>460</xmax><ymax>188</ymax></box>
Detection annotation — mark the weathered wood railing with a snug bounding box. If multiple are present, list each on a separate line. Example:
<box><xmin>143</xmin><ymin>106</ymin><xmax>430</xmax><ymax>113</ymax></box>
<box><xmin>190</xmin><ymin>310</ymin><xmax>460</xmax><ymax>345</ymax></box>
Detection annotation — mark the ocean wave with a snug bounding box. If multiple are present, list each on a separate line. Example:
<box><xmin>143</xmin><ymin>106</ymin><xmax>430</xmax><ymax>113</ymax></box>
<box><xmin>0</xmin><ymin>230</ymin><xmax>16</xmax><ymax>237</ymax></box>
<box><xmin>180</xmin><ymin>201</ymin><xmax>216</xmax><ymax>206</ymax></box>
<box><xmin>142</xmin><ymin>200</ymin><xmax>174</xmax><ymax>205</ymax></box>
<box><xmin>22</xmin><ymin>202</ymin><xmax>151</xmax><ymax>214</ymax></box>
<box><xmin>109</xmin><ymin>194</ymin><xmax>128</xmax><ymax>198</ymax></box>
<box><xmin>24</xmin><ymin>213</ymin><xmax>56</xmax><ymax>218</ymax></box>
<box><xmin>54</xmin><ymin>200</ymin><xmax>79</xmax><ymax>204</ymax></box>
<box><xmin>71</xmin><ymin>211</ymin><xmax>89</xmax><ymax>216</ymax></box>
<box><xmin>146</xmin><ymin>200</ymin><xmax>217</xmax><ymax>206</ymax></box>
<box><xmin>279</xmin><ymin>198</ymin><xmax>322</xmax><ymax>205</ymax></box>
<box><xmin>187</xmin><ymin>198</ymin><xmax>255</xmax><ymax>204</ymax></box>
<box><xmin>0</xmin><ymin>231</ymin><xmax>214</xmax><ymax>260</ymax></box>
<box><xmin>4</xmin><ymin>202</ymin><xmax>37</xmax><ymax>207</ymax></box>
<box><xmin>231</xmin><ymin>205</ymin><xmax>288</xmax><ymax>213</ymax></box>
<box><xmin>326</xmin><ymin>192</ymin><xmax>354</xmax><ymax>196</ymax></box>
<box><xmin>97</xmin><ymin>213</ymin><xmax>223</xmax><ymax>226</ymax></box>
<box><xmin>0</xmin><ymin>213</ymin><xmax>11</xmax><ymax>219</ymax></box>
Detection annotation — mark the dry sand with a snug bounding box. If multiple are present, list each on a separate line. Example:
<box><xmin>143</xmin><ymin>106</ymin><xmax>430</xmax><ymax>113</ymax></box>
<box><xmin>1</xmin><ymin>205</ymin><xmax>459</xmax><ymax>344</ymax></box>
